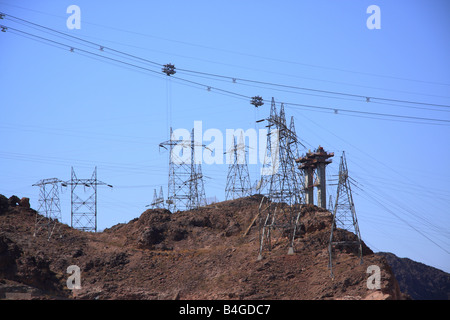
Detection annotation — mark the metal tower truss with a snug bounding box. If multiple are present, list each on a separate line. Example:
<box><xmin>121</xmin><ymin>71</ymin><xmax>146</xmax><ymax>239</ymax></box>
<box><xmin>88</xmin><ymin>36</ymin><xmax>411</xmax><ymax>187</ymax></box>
<box><xmin>225</xmin><ymin>132</ymin><xmax>252</xmax><ymax>200</ymax></box>
<box><xmin>148</xmin><ymin>186</ymin><xmax>165</xmax><ymax>209</ymax></box>
<box><xmin>63</xmin><ymin>167</ymin><xmax>112</xmax><ymax>232</ymax></box>
<box><xmin>328</xmin><ymin>151</ymin><xmax>363</xmax><ymax>278</ymax></box>
<box><xmin>287</xmin><ymin>115</ymin><xmax>305</xmax><ymax>198</ymax></box>
<box><xmin>191</xmin><ymin>155</ymin><xmax>206</xmax><ymax>209</ymax></box>
<box><xmin>328</xmin><ymin>194</ymin><xmax>334</xmax><ymax>213</ymax></box>
<box><xmin>160</xmin><ymin>127</ymin><xmax>206</xmax><ymax>212</ymax></box>
<box><xmin>32</xmin><ymin>178</ymin><xmax>63</xmax><ymax>240</ymax></box>
<box><xmin>257</xmin><ymin>98</ymin><xmax>303</xmax><ymax>260</ymax></box>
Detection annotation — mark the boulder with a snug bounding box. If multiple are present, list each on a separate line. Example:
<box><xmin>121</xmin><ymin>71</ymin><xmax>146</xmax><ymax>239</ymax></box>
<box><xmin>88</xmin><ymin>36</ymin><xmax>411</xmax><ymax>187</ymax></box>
<box><xmin>138</xmin><ymin>226</ymin><xmax>166</xmax><ymax>249</ymax></box>
<box><xmin>19</xmin><ymin>197</ymin><xmax>30</xmax><ymax>209</ymax></box>
<box><xmin>8</xmin><ymin>196</ymin><xmax>20</xmax><ymax>207</ymax></box>
<box><xmin>0</xmin><ymin>195</ymin><xmax>8</xmax><ymax>215</ymax></box>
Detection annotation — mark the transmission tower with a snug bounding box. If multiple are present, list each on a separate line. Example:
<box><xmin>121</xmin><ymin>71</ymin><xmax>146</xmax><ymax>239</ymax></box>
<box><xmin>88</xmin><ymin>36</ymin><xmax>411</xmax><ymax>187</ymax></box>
<box><xmin>328</xmin><ymin>194</ymin><xmax>334</xmax><ymax>212</ymax></box>
<box><xmin>63</xmin><ymin>167</ymin><xmax>112</xmax><ymax>232</ymax></box>
<box><xmin>148</xmin><ymin>186</ymin><xmax>164</xmax><ymax>209</ymax></box>
<box><xmin>191</xmin><ymin>152</ymin><xmax>206</xmax><ymax>208</ymax></box>
<box><xmin>160</xmin><ymin>127</ymin><xmax>206</xmax><ymax>212</ymax></box>
<box><xmin>287</xmin><ymin>115</ymin><xmax>305</xmax><ymax>197</ymax></box>
<box><xmin>257</xmin><ymin>98</ymin><xmax>303</xmax><ymax>260</ymax></box>
<box><xmin>328</xmin><ymin>151</ymin><xmax>363</xmax><ymax>278</ymax></box>
<box><xmin>32</xmin><ymin>178</ymin><xmax>63</xmax><ymax>240</ymax></box>
<box><xmin>225</xmin><ymin>132</ymin><xmax>252</xmax><ymax>200</ymax></box>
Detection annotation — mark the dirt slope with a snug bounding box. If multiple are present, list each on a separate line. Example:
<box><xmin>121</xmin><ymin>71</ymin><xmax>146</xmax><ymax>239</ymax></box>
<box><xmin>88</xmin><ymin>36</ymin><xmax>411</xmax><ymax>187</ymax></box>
<box><xmin>0</xmin><ymin>194</ymin><xmax>406</xmax><ymax>300</ymax></box>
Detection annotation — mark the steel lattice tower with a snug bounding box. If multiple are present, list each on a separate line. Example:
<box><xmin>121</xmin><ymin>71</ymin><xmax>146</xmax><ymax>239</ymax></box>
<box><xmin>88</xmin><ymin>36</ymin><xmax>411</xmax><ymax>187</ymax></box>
<box><xmin>32</xmin><ymin>178</ymin><xmax>63</xmax><ymax>240</ymax></box>
<box><xmin>258</xmin><ymin>98</ymin><xmax>303</xmax><ymax>260</ymax></box>
<box><xmin>287</xmin><ymin>115</ymin><xmax>304</xmax><ymax>197</ymax></box>
<box><xmin>63</xmin><ymin>167</ymin><xmax>112</xmax><ymax>232</ymax></box>
<box><xmin>189</xmin><ymin>128</ymin><xmax>206</xmax><ymax>208</ymax></box>
<box><xmin>149</xmin><ymin>186</ymin><xmax>164</xmax><ymax>209</ymax></box>
<box><xmin>160</xmin><ymin>127</ymin><xmax>206</xmax><ymax>212</ymax></box>
<box><xmin>191</xmin><ymin>154</ymin><xmax>206</xmax><ymax>208</ymax></box>
<box><xmin>256</xmin><ymin>98</ymin><xmax>279</xmax><ymax>198</ymax></box>
<box><xmin>225</xmin><ymin>132</ymin><xmax>252</xmax><ymax>200</ymax></box>
<box><xmin>328</xmin><ymin>151</ymin><xmax>363</xmax><ymax>277</ymax></box>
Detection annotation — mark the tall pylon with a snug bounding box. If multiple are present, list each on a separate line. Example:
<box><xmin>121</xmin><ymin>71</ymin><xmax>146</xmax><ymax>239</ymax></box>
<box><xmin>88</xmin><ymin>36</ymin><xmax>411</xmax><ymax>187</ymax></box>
<box><xmin>160</xmin><ymin>127</ymin><xmax>206</xmax><ymax>212</ymax></box>
<box><xmin>32</xmin><ymin>178</ymin><xmax>63</xmax><ymax>240</ymax></box>
<box><xmin>328</xmin><ymin>151</ymin><xmax>363</xmax><ymax>277</ymax></box>
<box><xmin>149</xmin><ymin>186</ymin><xmax>164</xmax><ymax>209</ymax></box>
<box><xmin>225</xmin><ymin>132</ymin><xmax>252</xmax><ymax>200</ymax></box>
<box><xmin>328</xmin><ymin>194</ymin><xmax>334</xmax><ymax>213</ymax></box>
<box><xmin>287</xmin><ymin>115</ymin><xmax>305</xmax><ymax>198</ymax></box>
<box><xmin>190</xmin><ymin>128</ymin><xmax>207</xmax><ymax>209</ymax></box>
<box><xmin>258</xmin><ymin>98</ymin><xmax>303</xmax><ymax>259</ymax></box>
<box><xmin>257</xmin><ymin>97</ymin><xmax>281</xmax><ymax>197</ymax></box>
<box><xmin>63</xmin><ymin>167</ymin><xmax>112</xmax><ymax>232</ymax></box>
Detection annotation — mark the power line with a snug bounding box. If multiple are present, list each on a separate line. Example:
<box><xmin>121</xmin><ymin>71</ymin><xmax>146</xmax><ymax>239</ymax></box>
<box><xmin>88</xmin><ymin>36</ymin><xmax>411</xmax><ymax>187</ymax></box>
<box><xmin>2</xmin><ymin>12</ymin><xmax>450</xmax><ymax>108</ymax></box>
<box><xmin>3</xmin><ymin>24</ymin><xmax>251</xmax><ymax>102</ymax></box>
<box><xmin>3</xmin><ymin>10</ymin><xmax>448</xmax><ymax>267</ymax></box>
<box><xmin>3</xmin><ymin>12</ymin><xmax>163</xmax><ymax>67</ymax></box>
<box><xmin>174</xmin><ymin>70</ymin><xmax>450</xmax><ymax>114</ymax></box>
<box><xmin>285</xmin><ymin>102</ymin><xmax>450</xmax><ymax>124</ymax></box>
<box><xmin>359</xmin><ymin>188</ymin><xmax>450</xmax><ymax>255</ymax></box>
<box><xmin>1</xmin><ymin>19</ymin><xmax>450</xmax><ymax>125</ymax></box>
<box><xmin>175</xmin><ymin>69</ymin><xmax>450</xmax><ymax>110</ymax></box>
<box><xmin>289</xmin><ymin>111</ymin><xmax>450</xmax><ymax>254</ymax></box>
<box><xmin>354</xmin><ymin>172</ymin><xmax>450</xmax><ymax>240</ymax></box>
<box><xmin>8</xmin><ymin>10</ymin><xmax>450</xmax><ymax>111</ymax></box>
<box><xmin>2</xmin><ymin>5</ymin><xmax>449</xmax><ymax>88</ymax></box>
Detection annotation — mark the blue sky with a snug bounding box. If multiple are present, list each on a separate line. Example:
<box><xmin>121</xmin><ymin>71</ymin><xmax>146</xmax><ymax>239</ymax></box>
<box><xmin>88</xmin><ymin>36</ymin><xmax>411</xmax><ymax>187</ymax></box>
<box><xmin>1</xmin><ymin>1</ymin><xmax>449</xmax><ymax>273</ymax></box>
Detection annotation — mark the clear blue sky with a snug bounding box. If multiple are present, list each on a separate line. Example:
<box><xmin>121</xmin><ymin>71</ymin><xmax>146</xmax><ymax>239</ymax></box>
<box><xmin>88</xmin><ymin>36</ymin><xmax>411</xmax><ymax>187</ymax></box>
<box><xmin>1</xmin><ymin>1</ymin><xmax>449</xmax><ymax>273</ymax></box>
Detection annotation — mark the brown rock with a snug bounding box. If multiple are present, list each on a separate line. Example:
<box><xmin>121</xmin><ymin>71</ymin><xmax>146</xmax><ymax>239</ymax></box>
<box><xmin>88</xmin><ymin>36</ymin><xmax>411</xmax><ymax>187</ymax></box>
<box><xmin>364</xmin><ymin>291</ymin><xmax>392</xmax><ymax>300</ymax></box>
<box><xmin>0</xmin><ymin>195</ymin><xmax>411</xmax><ymax>300</ymax></box>
<box><xmin>19</xmin><ymin>197</ymin><xmax>30</xmax><ymax>209</ymax></box>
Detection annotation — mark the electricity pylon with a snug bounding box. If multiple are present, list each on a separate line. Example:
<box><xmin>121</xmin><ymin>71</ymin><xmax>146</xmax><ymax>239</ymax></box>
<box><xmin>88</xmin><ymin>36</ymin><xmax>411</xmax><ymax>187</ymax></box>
<box><xmin>258</xmin><ymin>98</ymin><xmax>303</xmax><ymax>259</ymax></box>
<box><xmin>32</xmin><ymin>178</ymin><xmax>63</xmax><ymax>240</ymax></box>
<box><xmin>63</xmin><ymin>167</ymin><xmax>112</xmax><ymax>232</ymax></box>
<box><xmin>148</xmin><ymin>186</ymin><xmax>164</xmax><ymax>209</ymax></box>
<box><xmin>328</xmin><ymin>151</ymin><xmax>363</xmax><ymax>278</ymax></box>
<box><xmin>225</xmin><ymin>132</ymin><xmax>252</xmax><ymax>200</ymax></box>
<box><xmin>160</xmin><ymin>127</ymin><xmax>206</xmax><ymax>212</ymax></box>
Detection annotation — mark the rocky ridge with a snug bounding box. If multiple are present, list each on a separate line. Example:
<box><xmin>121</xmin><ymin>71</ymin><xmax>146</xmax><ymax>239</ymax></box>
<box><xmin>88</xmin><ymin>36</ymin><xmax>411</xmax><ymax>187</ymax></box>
<box><xmin>0</xmin><ymin>193</ymin><xmax>407</xmax><ymax>300</ymax></box>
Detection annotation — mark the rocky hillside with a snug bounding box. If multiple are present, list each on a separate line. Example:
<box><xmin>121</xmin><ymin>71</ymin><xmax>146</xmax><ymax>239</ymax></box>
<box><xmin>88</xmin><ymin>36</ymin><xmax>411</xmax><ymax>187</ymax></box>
<box><xmin>0</xmin><ymin>193</ymin><xmax>407</xmax><ymax>300</ymax></box>
<box><xmin>377</xmin><ymin>252</ymin><xmax>450</xmax><ymax>300</ymax></box>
